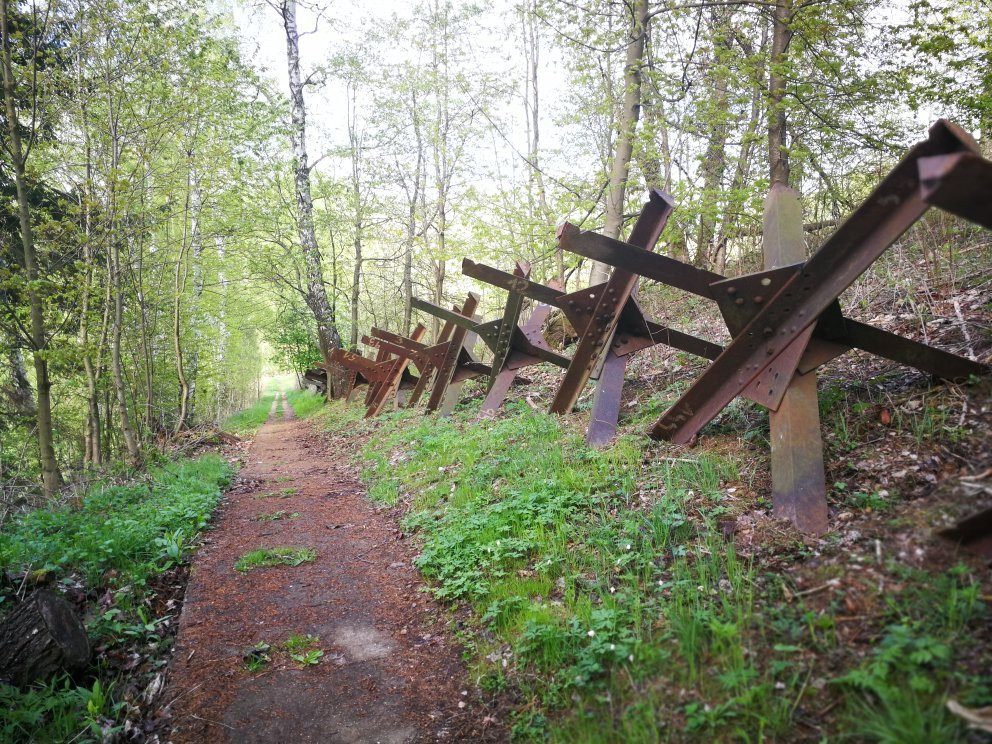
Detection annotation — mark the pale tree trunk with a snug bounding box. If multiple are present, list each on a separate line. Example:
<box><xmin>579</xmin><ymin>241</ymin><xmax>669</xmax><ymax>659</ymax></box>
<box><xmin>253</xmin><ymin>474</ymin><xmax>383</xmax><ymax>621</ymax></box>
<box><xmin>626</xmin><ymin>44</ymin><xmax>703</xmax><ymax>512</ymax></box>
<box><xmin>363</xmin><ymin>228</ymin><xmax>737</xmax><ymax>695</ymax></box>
<box><xmin>521</xmin><ymin>0</ymin><xmax>559</xmax><ymax>285</ymax></box>
<box><xmin>186</xmin><ymin>187</ymin><xmax>203</xmax><ymax>425</ymax></box>
<box><xmin>105</xmin><ymin>84</ymin><xmax>141</xmax><ymax>466</ymax></box>
<box><xmin>0</xmin><ymin>0</ymin><xmax>63</xmax><ymax>496</ymax></box>
<box><xmin>693</xmin><ymin>7</ymin><xmax>732</xmax><ymax>270</ymax></box>
<box><xmin>173</xmin><ymin>160</ymin><xmax>194</xmax><ymax>435</ymax></box>
<box><xmin>401</xmin><ymin>87</ymin><xmax>425</xmax><ymax>336</ymax></box>
<box><xmin>276</xmin><ymin>0</ymin><xmax>342</xmax><ymax>383</ymax></box>
<box><xmin>4</xmin><ymin>347</ymin><xmax>34</xmax><ymax>418</ymax></box>
<box><xmin>346</xmin><ymin>82</ymin><xmax>363</xmax><ymax>350</ymax></box>
<box><xmin>76</xmin><ymin>29</ymin><xmax>101</xmax><ymax>467</ymax></box>
<box><xmin>214</xmin><ymin>236</ymin><xmax>229</xmax><ymax>422</ymax></box>
<box><xmin>594</xmin><ymin>0</ymin><xmax>650</xmax><ymax>283</ymax></box>
<box><xmin>768</xmin><ymin>0</ymin><xmax>793</xmax><ymax>187</ymax></box>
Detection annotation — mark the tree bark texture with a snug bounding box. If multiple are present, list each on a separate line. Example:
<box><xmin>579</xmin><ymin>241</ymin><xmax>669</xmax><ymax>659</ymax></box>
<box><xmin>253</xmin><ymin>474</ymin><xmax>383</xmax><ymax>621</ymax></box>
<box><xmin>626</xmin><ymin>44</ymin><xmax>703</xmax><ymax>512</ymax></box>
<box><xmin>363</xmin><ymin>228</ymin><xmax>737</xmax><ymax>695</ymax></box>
<box><xmin>768</xmin><ymin>0</ymin><xmax>793</xmax><ymax>187</ymax></box>
<box><xmin>279</xmin><ymin>0</ymin><xmax>342</xmax><ymax>366</ymax></box>
<box><xmin>0</xmin><ymin>590</ymin><xmax>90</xmax><ymax>686</ymax></box>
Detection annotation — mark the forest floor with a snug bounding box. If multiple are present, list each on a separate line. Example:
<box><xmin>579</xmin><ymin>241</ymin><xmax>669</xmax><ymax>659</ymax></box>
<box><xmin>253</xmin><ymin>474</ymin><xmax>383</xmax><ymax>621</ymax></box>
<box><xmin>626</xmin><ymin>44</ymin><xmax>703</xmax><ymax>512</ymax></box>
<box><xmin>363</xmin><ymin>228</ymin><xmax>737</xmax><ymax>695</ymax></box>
<box><xmin>163</xmin><ymin>393</ymin><xmax>503</xmax><ymax>743</ymax></box>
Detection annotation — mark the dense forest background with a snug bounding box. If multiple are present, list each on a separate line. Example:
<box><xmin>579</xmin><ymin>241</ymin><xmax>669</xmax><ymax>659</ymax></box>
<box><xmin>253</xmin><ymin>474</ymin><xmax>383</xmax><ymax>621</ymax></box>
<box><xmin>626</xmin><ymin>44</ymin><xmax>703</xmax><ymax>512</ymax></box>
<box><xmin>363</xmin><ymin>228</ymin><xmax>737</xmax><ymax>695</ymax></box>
<box><xmin>1</xmin><ymin>0</ymin><xmax>990</xmax><ymax>497</ymax></box>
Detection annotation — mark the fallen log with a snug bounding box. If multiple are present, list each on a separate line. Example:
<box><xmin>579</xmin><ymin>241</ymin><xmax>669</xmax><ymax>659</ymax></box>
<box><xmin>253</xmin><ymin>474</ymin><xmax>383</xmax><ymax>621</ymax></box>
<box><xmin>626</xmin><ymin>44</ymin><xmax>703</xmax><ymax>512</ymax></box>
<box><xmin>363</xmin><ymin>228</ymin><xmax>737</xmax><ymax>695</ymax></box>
<box><xmin>0</xmin><ymin>589</ymin><xmax>90</xmax><ymax>686</ymax></box>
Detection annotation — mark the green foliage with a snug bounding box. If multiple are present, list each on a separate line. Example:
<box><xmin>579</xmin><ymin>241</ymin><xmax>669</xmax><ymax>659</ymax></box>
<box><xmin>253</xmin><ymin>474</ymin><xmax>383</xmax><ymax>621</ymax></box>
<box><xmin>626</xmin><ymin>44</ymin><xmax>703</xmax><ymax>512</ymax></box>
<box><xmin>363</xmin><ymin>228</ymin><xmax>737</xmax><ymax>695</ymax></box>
<box><xmin>243</xmin><ymin>641</ymin><xmax>272</xmax><ymax>672</ymax></box>
<box><xmin>222</xmin><ymin>393</ymin><xmax>277</xmax><ymax>435</ymax></box>
<box><xmin>0</xmin><ymin>455</ymin><xmax>232</xmax><ymax>740</ymax></box>
<box><xmin>286</xmin><ymin>388</ymin><xmax>325</xmax><ymax>418</ymax></box>
<box><xmin>283</xmin><ymin>633</ymin><xmax>323</xmax><ymax>666</ymax></box>
<box><xmin>234</xmin><ymin>547</ymin><xmax>316</xmax><ymax>573</ymax></box>
<box><xmin>268</xmin><ymin>307</ymin><xmax>324</xmax><ymax>379</ymax></box>
<box><xmin>344</xmin><ymin>398</ymin><xmax>989</xmax><ymax>742</ymax></box>
<box><xmin>0</xmin><ymin>455</ymin><xmax>233</xmax><ymax>590</ymax></box>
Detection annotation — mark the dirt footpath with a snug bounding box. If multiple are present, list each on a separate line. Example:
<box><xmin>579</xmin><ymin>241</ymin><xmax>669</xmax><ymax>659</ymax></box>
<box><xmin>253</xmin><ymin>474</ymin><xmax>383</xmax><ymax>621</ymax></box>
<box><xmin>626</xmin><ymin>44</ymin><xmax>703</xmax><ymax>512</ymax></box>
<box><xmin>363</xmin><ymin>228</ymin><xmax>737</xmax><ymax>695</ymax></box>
<box><xmin>165</xmin><ymin>396</ymin><xmax>501</xmax><ymax>742</ymax></box>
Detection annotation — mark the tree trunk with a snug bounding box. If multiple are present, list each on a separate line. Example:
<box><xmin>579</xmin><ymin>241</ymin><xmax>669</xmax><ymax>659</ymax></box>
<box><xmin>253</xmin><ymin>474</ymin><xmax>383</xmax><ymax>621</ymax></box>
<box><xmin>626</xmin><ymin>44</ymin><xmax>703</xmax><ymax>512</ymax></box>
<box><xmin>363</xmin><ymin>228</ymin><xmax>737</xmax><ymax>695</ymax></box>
<box><xmin>278</xmin><ymin>0</ymin><xmax>342</xmax><ymax>368</ymax></box>
<box><xmin>693</xmin><ymin>7</ymin><xmax>732</xmax><ymax>269</ymax></box>
<box><xmin>0</xmin><ymin>589</ymin><xmax>90</xmax><ymax>686</ymax></box>
<box><xmin>186</xmin><ymin>171</ymin><xmax>204</xmax><ymax>426</ymax></box>
<box><xmin>3</xmin><ymin>347</ymin><xmax>34</xmax><ymax>418</ymax></box>
<box><xmin>594</xmin><ymin>0</ymin><xmax>650</xmax><ymax>283</ymax></box>
<box><xmin>0</xmin><ymin>0</ymin><xmax>63</xmax><ymax>497</ymax></box>
<box><xmin>104</xmin><ymin>89</ymin><xmax>141</xmax><ymax>466</ymax></box>
<box><xmin>768</xmin><ymin>0</ymin><xmax>793</xmax><ymax>187</ymax></box>
<box><xmin>347</xmin><ymin>82</ymin><xmax>363</xmax><ymax>351</ymax></box>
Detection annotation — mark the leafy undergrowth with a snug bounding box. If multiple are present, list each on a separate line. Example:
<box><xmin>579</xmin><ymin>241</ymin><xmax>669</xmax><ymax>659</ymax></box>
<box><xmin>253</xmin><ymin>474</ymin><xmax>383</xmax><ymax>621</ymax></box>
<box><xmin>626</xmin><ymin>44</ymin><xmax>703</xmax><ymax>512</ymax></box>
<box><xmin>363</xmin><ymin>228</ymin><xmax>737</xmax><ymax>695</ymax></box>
<box><xmin>0</xmin><ymin>455</ymin><xmax>234</xmax><ymax>742</ymax></box>
<box><xmin>286</xmin><ymin>388</ymin><xmax>326</xmax><ymax>418</ymax></box>
<box><xmin>320</xmin><ymin>374</ymin><xmax>992</xmax><ymax>742</ymax></box>
<box><xmin>221</xmin><ymin>392</ymin><xmax>277</xmax><ymax>435</ymax></box>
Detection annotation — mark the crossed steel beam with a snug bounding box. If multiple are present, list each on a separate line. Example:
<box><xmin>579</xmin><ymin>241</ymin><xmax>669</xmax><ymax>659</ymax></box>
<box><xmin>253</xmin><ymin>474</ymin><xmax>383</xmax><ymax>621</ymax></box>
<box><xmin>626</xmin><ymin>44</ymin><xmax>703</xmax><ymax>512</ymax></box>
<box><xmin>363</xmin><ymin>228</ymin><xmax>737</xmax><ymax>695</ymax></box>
<box><xmin>404</xmin><ymin>293</ymin><xmax>491</xmax><ymax>415</ymax></box>
<box><xmin>549</xmin><ymin>120</ymin><xmax>987</xmax><ymax>449</ymax></box>
<box><xmin>451</xmin><ymin>261</ymin><xmax>572</xmax><ymax>416</ymax></box>
<box><xmin>647</xmin><ymin>119</ymin><xmax>990</xmax><ymax>443</ymax></box>
<box><xmin>462</xmin><ymin>193</ymin><xmax>728</xmax><ymax>445</ymax></box>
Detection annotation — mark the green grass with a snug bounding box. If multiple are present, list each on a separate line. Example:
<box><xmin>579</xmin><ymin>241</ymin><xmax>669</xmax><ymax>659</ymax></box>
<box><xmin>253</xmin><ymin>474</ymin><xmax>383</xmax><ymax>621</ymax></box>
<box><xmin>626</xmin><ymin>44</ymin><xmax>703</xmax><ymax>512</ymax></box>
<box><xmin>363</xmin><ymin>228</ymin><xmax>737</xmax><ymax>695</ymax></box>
<box><xmin>286</xmin><ymin>388</ymin><xmax>326</xmax><ymax>418</ymax></box>
<box><xmin>222</xmin><ymin>392</ymin><xmax>278</xmax><ymax>435</ymax></box>
<box><xmin>337</xmin><ymin>398</ymin><xmax>989</xmax><ymax>742</ymax></box>
<box><xmin>0</xmin><ymin>455</ymin><xmax>233</xmax><ymax>742</ymax></box>
<box><xmin>234</xmin><ymin>546</ymin><xmax>316</xmax><ymax>573</ymax></box>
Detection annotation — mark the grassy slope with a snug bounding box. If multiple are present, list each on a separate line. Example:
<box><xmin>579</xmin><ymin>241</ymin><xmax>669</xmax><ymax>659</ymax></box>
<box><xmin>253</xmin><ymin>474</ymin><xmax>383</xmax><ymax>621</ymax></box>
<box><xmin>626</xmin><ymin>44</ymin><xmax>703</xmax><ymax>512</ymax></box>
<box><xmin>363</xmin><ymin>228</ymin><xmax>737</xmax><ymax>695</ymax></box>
<box><xmin>286</xmin><ymin>388</ymin><xmax>326</xmax><ymax>418</ymax></box>
<box><xmin>0</xmin><ymin>455</ymin><xmax>234</xmax><ymax>741</ymax></box>
<box><xmin>319</xmin><ymin>389</ymin><xmax>990</xmax><ymax>743</ymax></box>
<box><xmin>222</xmin><ymin>392</ymin><xmax>278</xmax><ymax>435</ymax></box>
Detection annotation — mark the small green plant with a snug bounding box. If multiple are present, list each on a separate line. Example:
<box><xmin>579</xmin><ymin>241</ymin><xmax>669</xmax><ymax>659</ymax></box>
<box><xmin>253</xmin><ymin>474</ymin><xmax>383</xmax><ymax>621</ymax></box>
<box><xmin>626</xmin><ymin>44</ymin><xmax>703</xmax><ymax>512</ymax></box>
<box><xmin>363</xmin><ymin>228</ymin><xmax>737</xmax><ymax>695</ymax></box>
<box><xmin>255</xmin><ymin>487</ymin><xmax>297</xmax><ymax>500</ymax></box>
<box><xmin>257</xmin><ymin>510</ymin><xmax>287</xmax><ymax>521</ymax></box>
<box><xmin>243</xmin><ymin>641</ymin><xmax>272</xmax><ymax>672</ymax></box>
<box><xmin>846</xmin><ymin>489</ymin><xmax>894</xmax><ymax>513</ymax></box>
<box><xmin>292</xmin><ymin>649</ymin><xmax>324</xmax><ymax>666</ymax></box>
<box><xmin>286</xmin><ymin>389</ymin><xmax>326</xmax><ymax>418</ymax></box>
<box><xmin>283</xmin><ymin>634</ymin><xmax>323</xmax><ymax>666</ymax></box>
<box><xmin>234</xmin><ymin>547</ymin><xmax>316</xmax><ymax>573</ymax></box>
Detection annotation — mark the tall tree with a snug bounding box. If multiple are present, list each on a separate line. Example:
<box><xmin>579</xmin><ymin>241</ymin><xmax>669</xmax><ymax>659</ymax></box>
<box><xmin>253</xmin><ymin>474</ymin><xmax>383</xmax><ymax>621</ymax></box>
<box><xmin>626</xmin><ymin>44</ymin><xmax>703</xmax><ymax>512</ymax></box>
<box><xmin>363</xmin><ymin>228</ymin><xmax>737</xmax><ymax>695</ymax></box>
<box><xmin>0</xmin><ymin>0</ymin><xmax>64</xmax><ymax>495</ymax></box>
<box><xmin>269</xmin><ymin>0</ymin><xmax>342</xmax><ymax>383</ymax></box>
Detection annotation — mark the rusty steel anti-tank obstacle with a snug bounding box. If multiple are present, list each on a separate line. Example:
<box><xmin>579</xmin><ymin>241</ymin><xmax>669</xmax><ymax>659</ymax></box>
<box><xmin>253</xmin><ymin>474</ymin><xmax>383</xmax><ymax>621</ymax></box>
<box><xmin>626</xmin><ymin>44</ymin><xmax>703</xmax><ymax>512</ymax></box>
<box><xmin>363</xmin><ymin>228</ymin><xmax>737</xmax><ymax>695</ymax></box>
<box><xmin>551</xmin><ymin>119</ymin><xmax>989</xmax><ymax>534</ymax></box>
<box><xmin>332</xmin><ymin>118</ymin><xmax>991</xmax><ymax>544</ymax></box>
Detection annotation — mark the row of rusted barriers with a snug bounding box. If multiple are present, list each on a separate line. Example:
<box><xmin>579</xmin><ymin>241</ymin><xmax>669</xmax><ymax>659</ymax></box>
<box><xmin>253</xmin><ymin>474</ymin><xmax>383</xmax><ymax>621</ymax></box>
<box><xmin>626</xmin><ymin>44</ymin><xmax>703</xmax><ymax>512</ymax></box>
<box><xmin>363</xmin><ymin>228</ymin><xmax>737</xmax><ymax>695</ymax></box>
<box><xmin>324</xmin><ymin>120</ymin><xmax>992</xmax><ymax>543</ymax></box>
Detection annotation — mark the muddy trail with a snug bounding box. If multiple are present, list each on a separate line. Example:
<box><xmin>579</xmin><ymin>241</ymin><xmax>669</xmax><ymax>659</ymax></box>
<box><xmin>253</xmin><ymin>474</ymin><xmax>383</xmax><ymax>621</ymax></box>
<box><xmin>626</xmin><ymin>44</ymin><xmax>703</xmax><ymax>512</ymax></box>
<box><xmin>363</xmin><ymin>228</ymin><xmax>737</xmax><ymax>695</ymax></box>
<box><xmin>164</xmin><ymin>393</ymin><xmax>501</xmax><ymax>743</ymax></box>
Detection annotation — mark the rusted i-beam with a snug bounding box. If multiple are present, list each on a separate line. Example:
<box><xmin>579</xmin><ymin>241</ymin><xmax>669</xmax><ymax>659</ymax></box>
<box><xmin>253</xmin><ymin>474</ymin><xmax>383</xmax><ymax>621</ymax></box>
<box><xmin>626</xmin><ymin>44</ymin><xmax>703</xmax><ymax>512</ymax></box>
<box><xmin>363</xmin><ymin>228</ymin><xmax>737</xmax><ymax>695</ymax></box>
<box><xmin>650</xmin><ymin>120</ymin><xmax>989</xmax><ymax>444</ymax></box>
<box><xmin>550</xmin><ymin>190</ymin><xmax>675</xmax><ymax>417</ymax></box>
<box><xmin>363</xmin><ymin>323</ymin><xmax>427</xmax><ymax>417</ymax></box>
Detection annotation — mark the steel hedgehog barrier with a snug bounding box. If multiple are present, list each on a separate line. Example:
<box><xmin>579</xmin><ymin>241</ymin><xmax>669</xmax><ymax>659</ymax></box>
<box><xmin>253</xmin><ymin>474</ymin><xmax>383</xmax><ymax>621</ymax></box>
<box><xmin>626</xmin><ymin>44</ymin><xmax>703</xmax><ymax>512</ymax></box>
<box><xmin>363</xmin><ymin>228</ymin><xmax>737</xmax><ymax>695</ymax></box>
<box><xmin>325</xmin><ymin>119</ymin><xmax>991</xmax><ymax>540</ymax></box>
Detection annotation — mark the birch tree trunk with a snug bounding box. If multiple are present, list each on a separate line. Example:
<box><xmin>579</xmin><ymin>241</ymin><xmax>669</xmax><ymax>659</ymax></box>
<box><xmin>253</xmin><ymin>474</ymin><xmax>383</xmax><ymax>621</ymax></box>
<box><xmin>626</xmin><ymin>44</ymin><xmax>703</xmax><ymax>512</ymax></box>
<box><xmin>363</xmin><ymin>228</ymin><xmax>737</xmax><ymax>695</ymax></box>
<box><xmin>276</xmin><ymin>0</ymin><xmax>342</xmax><ymax>376</ymax></box>
<box><xmin>0</xmin><ymin>0</ymin><xmax>63</xmax><ymax>496</ymax></box>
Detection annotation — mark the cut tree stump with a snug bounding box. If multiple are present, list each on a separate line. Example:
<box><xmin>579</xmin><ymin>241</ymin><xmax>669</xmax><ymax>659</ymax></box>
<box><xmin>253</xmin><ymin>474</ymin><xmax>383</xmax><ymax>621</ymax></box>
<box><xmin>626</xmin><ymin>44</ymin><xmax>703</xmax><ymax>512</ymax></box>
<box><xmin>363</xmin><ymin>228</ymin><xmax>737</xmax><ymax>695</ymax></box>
<box><xmin>0</xmin><ymin>589</ymin><xmax>90</xmax><ymax>686</ymax></box>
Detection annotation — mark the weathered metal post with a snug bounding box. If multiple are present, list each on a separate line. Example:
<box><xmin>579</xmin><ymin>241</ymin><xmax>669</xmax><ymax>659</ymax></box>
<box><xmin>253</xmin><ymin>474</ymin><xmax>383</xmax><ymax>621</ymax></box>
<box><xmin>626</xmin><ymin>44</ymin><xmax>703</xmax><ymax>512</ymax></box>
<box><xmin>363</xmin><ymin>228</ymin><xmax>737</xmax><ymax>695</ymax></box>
<box><xmin>763</xmin><ymin>184</ymin><xmax>828</xmax><ymax>534</ymax></box>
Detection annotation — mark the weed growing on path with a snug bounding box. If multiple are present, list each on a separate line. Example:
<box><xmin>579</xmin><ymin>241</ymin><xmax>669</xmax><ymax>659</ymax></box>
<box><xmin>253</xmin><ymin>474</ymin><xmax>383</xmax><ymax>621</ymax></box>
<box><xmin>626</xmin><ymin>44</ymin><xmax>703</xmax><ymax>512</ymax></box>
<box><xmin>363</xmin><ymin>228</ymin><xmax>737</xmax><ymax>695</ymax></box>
<box><xmin>234</xmin><ymin>547</ymin><xmax>316</xmax><ymax>572</ymax></box>
<box><xmin>242</xmin><ymin>642</ymin><xmax>272</xmax><ymax>672</ymax></box>
<box><xmin>254</xmin><ymin>487</ymin><xmax>298</xmax><ymax>499</ymax></box>
<box><xmin>255</xmin><ymin>510</ymin><xmax>300</xmax><ymax>522</ymax></box>
<box><xmin>242</xmin><ymin>635</ymin><xmax>324</xmax><ymax>672</ymax></box>
<box><xmin>284</xmin><ymin>634</ymin><xmax>323</xmax><ymax>666</ymax></box>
